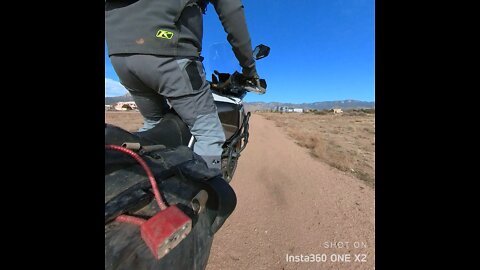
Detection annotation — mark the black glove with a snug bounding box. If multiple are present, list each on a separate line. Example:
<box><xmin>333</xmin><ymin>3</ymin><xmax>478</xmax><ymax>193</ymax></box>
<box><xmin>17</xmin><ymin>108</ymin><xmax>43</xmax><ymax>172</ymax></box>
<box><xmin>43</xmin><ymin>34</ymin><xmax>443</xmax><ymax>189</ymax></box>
<box><xmin>241</xmin><ymin>63</ymin><xmax>266</xmax><ymax>94</ymax></box>
<box><xmin>242</xmin><ymin>64</ymin><xmax>260</xmax><ymax>80</ymax></box>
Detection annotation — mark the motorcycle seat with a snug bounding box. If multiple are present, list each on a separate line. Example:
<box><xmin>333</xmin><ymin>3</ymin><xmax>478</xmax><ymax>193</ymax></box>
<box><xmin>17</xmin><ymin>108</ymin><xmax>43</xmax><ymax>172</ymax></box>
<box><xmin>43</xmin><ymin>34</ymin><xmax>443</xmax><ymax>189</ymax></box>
<box><xmin>105</xmin><ymin>112</ymin><xmax>191</xmax><ymax>148</ymax></box>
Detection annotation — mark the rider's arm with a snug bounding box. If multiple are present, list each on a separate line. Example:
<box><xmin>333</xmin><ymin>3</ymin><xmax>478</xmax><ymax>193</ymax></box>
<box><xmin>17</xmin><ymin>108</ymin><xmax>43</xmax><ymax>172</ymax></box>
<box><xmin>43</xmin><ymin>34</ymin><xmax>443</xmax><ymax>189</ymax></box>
<box><xmin>210</xmin><ymin>0</ymin><xmax>255</xmax><ymax>73</ymax></box>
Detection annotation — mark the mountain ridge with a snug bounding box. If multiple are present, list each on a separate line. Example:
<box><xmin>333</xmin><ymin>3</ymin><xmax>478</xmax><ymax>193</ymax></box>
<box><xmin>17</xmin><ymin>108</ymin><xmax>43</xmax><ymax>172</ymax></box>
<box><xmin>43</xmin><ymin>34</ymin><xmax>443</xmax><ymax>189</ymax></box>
<box><xmin>105</xmin><ymin>95</ymin><xmax>374</xmax><ymax>110</ymax></box>
<box><xmin>244</xmin><ymin>100</ymin><xmax>375</xmax><ymax>111</ymax></box>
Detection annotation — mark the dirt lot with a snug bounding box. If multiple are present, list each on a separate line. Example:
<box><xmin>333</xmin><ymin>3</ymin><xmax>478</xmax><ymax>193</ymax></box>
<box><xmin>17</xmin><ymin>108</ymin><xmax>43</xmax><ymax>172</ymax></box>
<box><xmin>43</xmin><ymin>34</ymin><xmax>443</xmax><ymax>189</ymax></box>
<box><xmin>105</xmin><ymin>111</ymin><xmax>375</xmax><ymax>269</ymax></box>
<box><xmin>105</xmin><ymin>111</ymin><xmax>144</xmax><ymax>132</ymax></box>
<box><xmin>259</xmin><ymin>111</ymin><xmax>375</xmax><ymax>187</ymax></box>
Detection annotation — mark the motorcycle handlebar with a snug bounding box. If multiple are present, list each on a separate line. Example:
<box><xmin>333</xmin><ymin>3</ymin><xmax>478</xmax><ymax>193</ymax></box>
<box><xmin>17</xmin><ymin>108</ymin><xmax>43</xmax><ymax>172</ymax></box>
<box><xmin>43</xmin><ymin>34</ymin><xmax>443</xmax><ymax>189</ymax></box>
<box><xmin>210</xmin><ymin>71</ymin><xmax>267</xmax><ymax>95</ymax></box>
<box><xmin>244</xmin><ymin>79</ymin><xmax>266</xmax><ymax>94</ymax></box>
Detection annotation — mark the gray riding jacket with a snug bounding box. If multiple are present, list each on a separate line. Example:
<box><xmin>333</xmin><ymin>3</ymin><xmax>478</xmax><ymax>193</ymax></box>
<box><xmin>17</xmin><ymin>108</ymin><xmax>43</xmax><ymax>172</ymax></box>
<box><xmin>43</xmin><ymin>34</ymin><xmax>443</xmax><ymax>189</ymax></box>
<box><xmin>105</xmin><ymin>0</ymin><xmax>255</xmax><ymax>69</ymax></box>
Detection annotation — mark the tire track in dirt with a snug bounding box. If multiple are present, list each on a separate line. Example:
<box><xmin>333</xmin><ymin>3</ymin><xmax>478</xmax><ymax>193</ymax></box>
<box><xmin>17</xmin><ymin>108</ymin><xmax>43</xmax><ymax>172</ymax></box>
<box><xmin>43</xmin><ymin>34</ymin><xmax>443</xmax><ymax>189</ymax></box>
<box><xmin>206</xmin><ymin>114</ymin><xmax>375</xmax><ymax>270</ymax></box>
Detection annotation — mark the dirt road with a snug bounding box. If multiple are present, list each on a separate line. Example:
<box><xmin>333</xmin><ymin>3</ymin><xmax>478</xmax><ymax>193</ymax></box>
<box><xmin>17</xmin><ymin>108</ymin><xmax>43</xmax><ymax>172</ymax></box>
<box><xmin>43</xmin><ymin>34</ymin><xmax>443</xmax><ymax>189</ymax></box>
<box><xmin>104</xmin><ymin>111</ymin><xmax>375</xmax><ymax>269</ymax></box>
<box><xmin>206</xmin><ymin>114</ymin><xmax>375</xmax><ymax>270</ymax></box>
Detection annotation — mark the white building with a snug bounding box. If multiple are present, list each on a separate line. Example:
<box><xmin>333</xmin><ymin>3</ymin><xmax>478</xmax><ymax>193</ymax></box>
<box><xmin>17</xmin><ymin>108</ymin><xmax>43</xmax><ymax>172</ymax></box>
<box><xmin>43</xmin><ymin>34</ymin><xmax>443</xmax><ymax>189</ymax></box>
<box><xmin>275</xmin><ymin>106</ymin><xmax>304</xmax><ymax>113</ymax></box>
<box><xmin>333</xmin><ymin>108</ymin><xmax>343</xmax><ymax>114</ymax></box>
<box><xmin>114</xmin><ymin>101</ymin><xmax>137</xmax><ymax>111</ymax></box>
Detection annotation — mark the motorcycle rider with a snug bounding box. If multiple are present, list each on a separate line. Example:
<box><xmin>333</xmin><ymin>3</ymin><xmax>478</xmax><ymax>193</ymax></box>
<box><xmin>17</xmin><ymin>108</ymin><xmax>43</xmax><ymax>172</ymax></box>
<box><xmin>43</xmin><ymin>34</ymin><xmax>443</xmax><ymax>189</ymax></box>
<box><xmin>105</xmin><ymin>0</ymin><xmax>260</xmax><ymax>171</ymax></box>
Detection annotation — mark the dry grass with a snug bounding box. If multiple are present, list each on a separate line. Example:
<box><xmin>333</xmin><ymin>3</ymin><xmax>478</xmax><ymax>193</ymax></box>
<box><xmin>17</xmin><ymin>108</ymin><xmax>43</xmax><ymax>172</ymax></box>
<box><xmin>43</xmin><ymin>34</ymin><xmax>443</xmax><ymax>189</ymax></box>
<box><xmin>259</xmin><ymin>111</ymin><xmax>375</xmax><ymax>187</ymax></box>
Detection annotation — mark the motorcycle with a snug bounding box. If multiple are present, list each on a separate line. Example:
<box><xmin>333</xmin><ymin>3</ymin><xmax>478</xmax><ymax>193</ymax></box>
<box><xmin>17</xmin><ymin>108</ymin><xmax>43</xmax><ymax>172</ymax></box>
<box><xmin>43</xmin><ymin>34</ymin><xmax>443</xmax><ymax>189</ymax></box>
<box><xmin>133</xmin><ymin>44</ymin><xmax>270</xmax><ymax>182</ymax></box>
<box><xmin>104</xmin><ymin>45</ymin><xmax>270</xmax><ymax>269</ymax></box>
<box><xmin>199</xmin><ymin>44</ymin><xmax>269</xmax><ymax>181</ymax></box>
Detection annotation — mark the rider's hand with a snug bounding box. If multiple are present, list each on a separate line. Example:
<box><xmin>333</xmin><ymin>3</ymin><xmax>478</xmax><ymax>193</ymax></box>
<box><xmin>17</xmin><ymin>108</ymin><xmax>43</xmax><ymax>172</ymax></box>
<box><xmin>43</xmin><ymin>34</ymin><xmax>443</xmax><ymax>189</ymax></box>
<box><xmin>242</xmin><ymin>64</ymin><xmax>266</xmax><ymax>94</ymax></box>
<box><xmin>242</xmin><ymin>64</ymin><xmax>260</xmax><ymax>80</ymax></box>
<box><xmin>242</xmin><ymin>63</ymin><xmax>262</xmax><ymax>92</ymax></box>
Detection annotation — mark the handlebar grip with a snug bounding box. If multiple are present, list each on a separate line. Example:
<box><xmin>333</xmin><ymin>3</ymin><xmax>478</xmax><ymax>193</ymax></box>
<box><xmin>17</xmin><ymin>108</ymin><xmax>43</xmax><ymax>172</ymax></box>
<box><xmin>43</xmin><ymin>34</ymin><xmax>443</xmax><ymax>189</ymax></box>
<box><xmin>244</xmin><ymin>78</ymin><xmax>267</xmax><ymax>95</ymax></box>
<box><xmin>259</xmin><ymin>79</ymin><xmax>267</xmax><ymax>89</ymax></box>
<box><xmin>210</xmin><ymin>71</ymin><xmax>267</xmax><ymax>95</ymax></box>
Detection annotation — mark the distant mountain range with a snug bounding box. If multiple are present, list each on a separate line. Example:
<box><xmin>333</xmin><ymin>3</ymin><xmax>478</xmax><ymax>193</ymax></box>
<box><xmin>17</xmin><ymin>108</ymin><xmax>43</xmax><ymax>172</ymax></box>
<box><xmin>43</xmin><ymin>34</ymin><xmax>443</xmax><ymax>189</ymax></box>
<box><xmin>105</xmin><ymin>94</ymin><xmax>374</xmax><ymax>111</ymax></box>
<box><xmin>244</xmin><ymin>100</ymin><xmax>375</xmax><ymax>112</ymax></box>
<box><xmin>105</xmin><ymin>93</ymin><xmax>134</xmax><ymax>105</ymax></box>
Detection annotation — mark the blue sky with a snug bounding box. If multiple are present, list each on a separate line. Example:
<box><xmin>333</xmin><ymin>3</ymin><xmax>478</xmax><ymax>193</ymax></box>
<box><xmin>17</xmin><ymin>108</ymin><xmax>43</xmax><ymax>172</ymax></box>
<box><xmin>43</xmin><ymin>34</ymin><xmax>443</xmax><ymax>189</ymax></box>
<box><xmin>105</xmin><ymin>0</ymin><xmax>375</xmax><ymax>103</ymax></box>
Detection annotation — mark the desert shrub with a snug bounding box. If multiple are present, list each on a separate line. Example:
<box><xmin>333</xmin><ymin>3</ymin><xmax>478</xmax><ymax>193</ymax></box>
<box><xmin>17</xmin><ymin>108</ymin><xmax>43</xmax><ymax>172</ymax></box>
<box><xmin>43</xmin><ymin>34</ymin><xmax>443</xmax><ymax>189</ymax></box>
<box><xmin>360</xmin><ymin>108</ymin><xmax>375</xmax><ymax>114</ymax></box>
<box><xmin>313</xmin><ymin>110</ymin><xmax>329</xmax><ymax>115</ymax></box>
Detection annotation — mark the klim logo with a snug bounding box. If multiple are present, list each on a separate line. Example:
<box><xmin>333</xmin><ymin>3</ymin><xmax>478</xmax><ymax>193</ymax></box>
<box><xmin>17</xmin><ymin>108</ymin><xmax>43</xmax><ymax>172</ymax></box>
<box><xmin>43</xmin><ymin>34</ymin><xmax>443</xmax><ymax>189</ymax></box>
<box><xmin>156</xmin><ymin>30</ymin><xmax>174</xmax><ymax>39</ymax></box>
